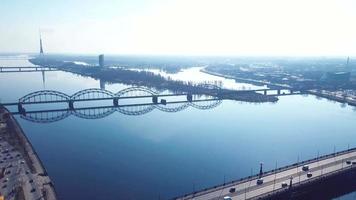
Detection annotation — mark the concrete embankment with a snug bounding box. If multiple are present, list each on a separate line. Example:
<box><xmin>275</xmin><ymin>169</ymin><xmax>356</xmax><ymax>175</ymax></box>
<box><xmin>0</xmin><ymin>106</ymin><xmax>57</xmax><ymax>200</ymax></box>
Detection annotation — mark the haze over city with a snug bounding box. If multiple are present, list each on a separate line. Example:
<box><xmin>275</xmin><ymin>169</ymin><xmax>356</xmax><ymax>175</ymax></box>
<box><xmin>1</xmin><ymin>0</ymin><xmax>356</xmax><ymax>56</ymax></box>
<box><xmin>2</xmin><ymin>1</ymin><xmax>356</xmax><ymax>200</ymax></box>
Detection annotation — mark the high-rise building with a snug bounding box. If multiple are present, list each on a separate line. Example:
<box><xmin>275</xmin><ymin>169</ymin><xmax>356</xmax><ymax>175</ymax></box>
<box><xmin>99</xmin><ymin>54</ymin><xmax>104</xmax><ymax>67</ymax></box>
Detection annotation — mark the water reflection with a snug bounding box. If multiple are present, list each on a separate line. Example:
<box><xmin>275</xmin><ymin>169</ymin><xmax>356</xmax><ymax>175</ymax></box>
<box><xmin>136</xmin><ymin>67</ymin><xmax>268</xmax><ymax>90</ymax></box>
<box><xmin>2</xmin><ymin>57</ymin><xmax>356</xmax><ymax>199</ymax></box>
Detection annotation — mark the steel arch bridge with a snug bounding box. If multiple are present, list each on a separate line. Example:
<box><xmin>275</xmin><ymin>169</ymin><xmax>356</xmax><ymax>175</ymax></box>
<box><xmin>11</xmin><ymin>85</ymin><xmax>222</xmax><ymax>123</ymax></box>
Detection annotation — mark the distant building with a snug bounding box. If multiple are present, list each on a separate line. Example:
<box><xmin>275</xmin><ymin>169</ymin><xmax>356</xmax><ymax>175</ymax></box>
<box><xmin>99</xmin><ymin>54</ymin><xmax>104</xmax><ymax>67</ymax></box>
<box><xmin>321</xmin><ymin>71</ymin><xmax>350</xmax><ymax>84</ymax></box>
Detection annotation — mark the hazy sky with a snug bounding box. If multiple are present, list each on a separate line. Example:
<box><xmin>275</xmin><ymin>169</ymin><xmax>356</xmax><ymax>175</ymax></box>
<box><xmin>1</xmin><ymin>0</ymin><xmax>356</xmax><ymax>56</ymax></box>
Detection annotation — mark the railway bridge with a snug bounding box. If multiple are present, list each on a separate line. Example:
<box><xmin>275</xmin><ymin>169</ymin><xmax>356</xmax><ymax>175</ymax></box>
<box><xmin>0</xmin><ymin>85</ymin><xmax>303</xmax><ymax>123</ymax></box>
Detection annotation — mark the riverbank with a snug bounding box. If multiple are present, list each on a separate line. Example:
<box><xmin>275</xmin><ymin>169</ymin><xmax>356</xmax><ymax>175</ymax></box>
<box><xmin>201</xmin><ymin>68</ymin><xmax>356</xmax><ymax>107</ymax></box>
<box><xmin>30</xmin><ymin>58</ymin><xmax>278</xmax><ymax>103</ymax></box>
<box><xmin>308</xmin><ymin>90</ymin><xmax>356</xmax><ymax>107</ymax></box>
<box><xmin>0</xmin><ymin>106</ymin><xmax>57</xmax><ymax>200</ymax></box>
<box><xmin>200</xmin><ymin>68</ymin><xmax>290</xmax><ymax>89</ymax></box>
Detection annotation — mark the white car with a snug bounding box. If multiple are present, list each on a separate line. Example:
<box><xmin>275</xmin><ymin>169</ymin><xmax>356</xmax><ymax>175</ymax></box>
<box><xmin>307</xmin><ymin>172</ymin><xmax>313</xmax><ymax>178</ymax></box>
<box><xmin>224</xmin><ymin>196</ymin><xmax>232</xmax><ymax>200</ymax></box>
<box><xmin>281</xmin><ymin>182</ymin><xmax>288</xmax><ymax>188</ymax></box>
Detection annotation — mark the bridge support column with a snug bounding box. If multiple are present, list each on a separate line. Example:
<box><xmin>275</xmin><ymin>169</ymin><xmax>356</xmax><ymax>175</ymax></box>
<box><xmin>17</xmin><ymin>103</ymin><xmax>26</xmax><ymax>115</ymax></box>
<box><xmin>290</xmin><ymin>90</ymin><xmax>294</xmax><ymax>94</ymax></box>
<box><xmin>152</xmin><ymin>96</ymin><xmax>158</xmax><ymax>104</ymax></box>
<box><xmin>263</xmin><ymin>90</ymin><xmax>267</xmax><ymax>95</ymax></box>
<box><xmin>68</xmin><ymin>100</ymin><xmax>74</xmax><ymax>110</ymax></box>
<box><xmin>277</xmin><ymin>89</ymin><xmax>281</xmax><ymax>95</ymax></box>
<box><xmin>187</xmin><ymin>94</ymin><xmax>193</xmax><ymax>102</ymax></box>
<box><xmin>113</xmin><ymin>98</ymin><xmax>119</xmax><ymax>107</ymax></box>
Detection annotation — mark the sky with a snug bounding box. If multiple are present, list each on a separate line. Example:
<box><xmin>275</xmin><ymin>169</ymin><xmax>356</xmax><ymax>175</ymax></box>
<box><xmin>1</xmin><ymin>0</ymin><xmax>356</xmax><ymax>56</ymax></box>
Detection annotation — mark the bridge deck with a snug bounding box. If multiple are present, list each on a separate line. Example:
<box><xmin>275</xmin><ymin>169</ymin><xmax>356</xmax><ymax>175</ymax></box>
<box><xmin>0</xmin><ymin>66</ymin><xmax>58</xmax><ymax>73</ymax></box>
<box><xmin>176</xmin><ymin>149</ymin><xmax>356</xmax><ymax>200</ymax></box>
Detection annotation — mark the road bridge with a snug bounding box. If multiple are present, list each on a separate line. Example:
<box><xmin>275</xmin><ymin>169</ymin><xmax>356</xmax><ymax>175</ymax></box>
<box><xmin>175</xmin><ymin>148</ymin><xmax>356</xmax><ymax>200</ymax></box>
<box><xmin>0</xmin><ymin>66</ymin><xmax>58</xmax><ymax>73</ymax></box>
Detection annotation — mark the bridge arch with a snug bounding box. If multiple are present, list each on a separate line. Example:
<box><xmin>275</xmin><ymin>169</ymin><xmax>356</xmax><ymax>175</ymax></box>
<box><xmin>71</xmin><ymin>88</ymin><xmax>115</xmax><ymax>100</ymax></box>
<box><xmin>19</xmin><ymin>90</ymin><xmax>70</xmax><ymax>104</ymax></box>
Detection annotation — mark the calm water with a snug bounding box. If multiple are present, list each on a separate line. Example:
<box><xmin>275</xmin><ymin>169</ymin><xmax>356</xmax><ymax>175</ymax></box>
<box><xmin>1</xmin><ymin>57</ymin><xmax>356</xmax><ymax>199</ymax></box>
<box><xmin>134</xmin><ymin>67</ymin><xmax>267</xmax><ymax>90</ymax></box>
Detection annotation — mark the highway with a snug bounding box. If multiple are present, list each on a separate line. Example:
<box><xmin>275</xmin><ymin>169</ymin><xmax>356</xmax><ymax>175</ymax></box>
<box><xmin>0</xmin><ymin>107</ymin><xmax>57</xmax><ymax>200</ymax></box>
<box><xmin>176</xmin><ymin>149</ymin><xmax>356</xmax><ymax>200</ymax></box>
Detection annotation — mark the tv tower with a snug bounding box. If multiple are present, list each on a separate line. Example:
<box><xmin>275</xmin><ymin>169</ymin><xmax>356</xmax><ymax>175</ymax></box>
<box><xmin>39</xmin><ymin>31</ymin><xmax>44</xmax><ymax>55</ymax></box>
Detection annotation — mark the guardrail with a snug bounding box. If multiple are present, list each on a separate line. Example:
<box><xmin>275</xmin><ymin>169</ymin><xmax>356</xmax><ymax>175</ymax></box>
<box><xmin>173</xmin><ymin>147</ymin><xmax>356</xmax><ymax>199</ymax></box>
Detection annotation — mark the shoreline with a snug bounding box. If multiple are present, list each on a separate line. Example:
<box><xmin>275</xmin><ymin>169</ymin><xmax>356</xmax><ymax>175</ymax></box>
<box><xmin>201</xmin><ymin>68</ymin><xmax>356</xmax><ymax>107</ymax></box>
<box><xmin>0</xmin><ymin>106</ymin><xmax>57</xmax><ymax>200</ymax></box>
<box><xmin>200</xmin><ymin>68</ymin><xmax>290</xmax><ymax>89</ymax></box>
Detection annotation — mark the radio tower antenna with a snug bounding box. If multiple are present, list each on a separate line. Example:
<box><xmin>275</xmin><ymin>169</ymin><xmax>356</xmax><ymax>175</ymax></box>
<box><xmin>39</xmin><ymin>30</ymin><xmax>44</xmax><ymax>55</ymax></box>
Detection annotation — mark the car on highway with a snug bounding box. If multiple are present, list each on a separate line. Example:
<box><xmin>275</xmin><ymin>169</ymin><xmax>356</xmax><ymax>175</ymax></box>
<box><xmin>307</xmin><ymin>172</ymin><xmax>313</xmax><ymax>178</ymax></box>
<box><xmin>229</xmin><ymin>188</ymin><xmax>236</xmax><ymax>193</ymax></box>
<box><xmin>281</xmin><ymin>182</ymin><xmax>288</xmax><ymax>188</ymax></box>
<box><xmin>346</xmin><ymin>160</ymin><xmax>351</xmax><ymax>165</ymax></box>
<box><xmin>302</xmin><ymin>165</ymin><xmax>309</xmax><ymax>171</ymax></box>
<box><xmin>257</xmin><ymin>178</ymin><xmax>264</xmax><ymax>185</ymax></box>
<box><xmin>223</xmin><ymin>196</ymin><xmax>232</xmax><ymax>200</ymax></box>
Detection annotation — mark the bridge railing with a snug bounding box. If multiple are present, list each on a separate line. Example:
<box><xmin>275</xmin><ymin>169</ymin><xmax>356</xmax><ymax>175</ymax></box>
<box><xmin>253</xmin><ymin>161</ymin><xmax>356</xmax><ymax>200</ymax></box>
<box><xmin>173</xmin><ymin>147</ymin><xmax>356</xmax><ymax>199</ymax></box>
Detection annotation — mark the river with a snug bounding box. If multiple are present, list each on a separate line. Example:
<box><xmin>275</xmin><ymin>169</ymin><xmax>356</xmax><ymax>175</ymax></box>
<box><xmin>0</xmin><ymin>56</ymin><xmax>355</xmax><ymax>199</ymax></box>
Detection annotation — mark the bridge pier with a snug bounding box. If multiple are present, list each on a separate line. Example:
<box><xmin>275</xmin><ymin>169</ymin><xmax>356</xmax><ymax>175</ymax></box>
<box><xmin>264</xmin><ymin>90</ymin><xmax>267</xmax><ymax>95</ymax></box>
<box><xmin>152</xmin><ymin>96</ymin><xmax>158</xmax><ymax>104</ymax></box>
<box><xmin>17</xmin><ymin>103</ymin><xmax>26</xmax><ymax>115</ymax></box>
<box><xmin>68</xmin><ymin>100</ymin><xmax>74</xmax><ymax>110</ymax></box>
<box><xmin>187</xmin><ymin>94</ymin><xmax>193</xmax><ymax>102</ymax></box>
<box><xmin>277</xmin><ymin>89</ymin><xmax>281</xmax><ymax>95</ymax></box>
<box><xmin>113</xmin><ymin>98</ymin><xmax>119</xmax><ymax>107</ymax></box>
